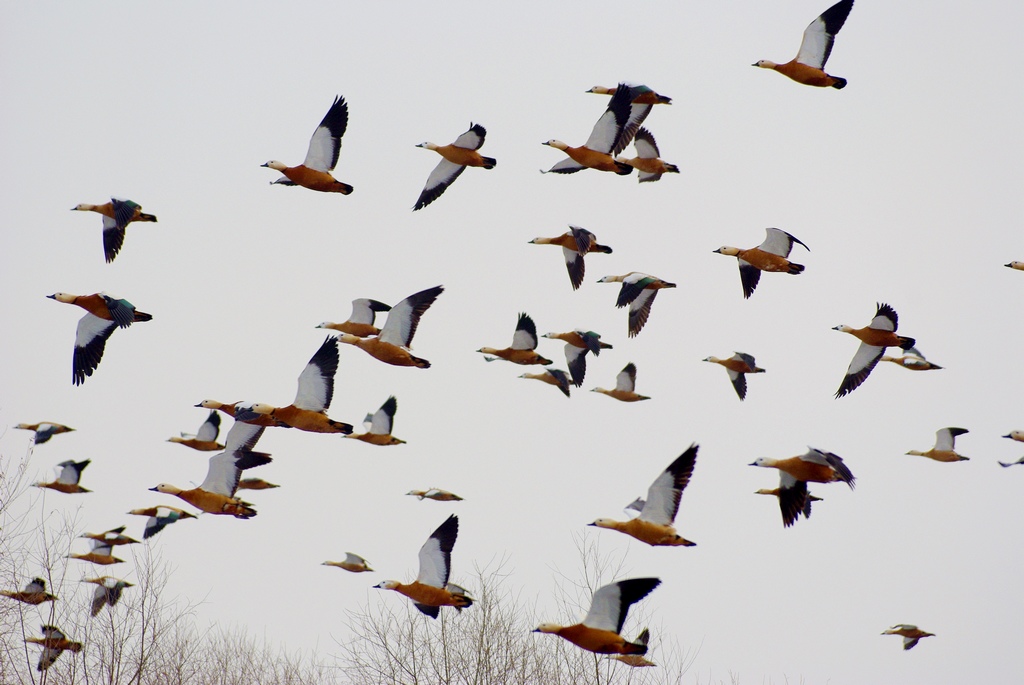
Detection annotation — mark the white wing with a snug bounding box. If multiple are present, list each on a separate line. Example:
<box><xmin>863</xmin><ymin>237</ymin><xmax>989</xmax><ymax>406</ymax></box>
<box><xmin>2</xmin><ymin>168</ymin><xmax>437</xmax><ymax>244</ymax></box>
<box><xmin>639</xmin><ymin>469</ymin><xmax>678</xmax><ymax>525</ymax></box>
<box><xmin>416</xmin><ymin>537</ymin><xmax>448</xmax><ymax>588</ymax></box>
<box><xmin>195</xmin><ymin>411</ymin><xmax>220</xmax><ymax>442</ymax></box>
<box><xmin>198</xmin><ymin>452</ymin><xmax>241</xmax><ymax>496</ymax></box>
<box><xmin>222</xmin><ymin>421</ymin><xmax>265</xmax><ymax>453</ymax></box>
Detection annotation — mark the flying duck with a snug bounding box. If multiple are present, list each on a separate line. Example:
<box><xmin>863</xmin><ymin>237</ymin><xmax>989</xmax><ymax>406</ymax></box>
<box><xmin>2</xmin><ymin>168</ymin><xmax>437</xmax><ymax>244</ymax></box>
<box><xmin>529</xmin><ymin>226</ymin><xmax>613</xmax><ymax>290</ymax></box>
<box><xmin>753</xmin><ymin>0</ymin><xmax>854</xmax><ymax>88</ymax></box>
<box><xmin>834</xmin><ymin>303</ymin><xmax>916</xmax><ymax>397</ymax></box>
<box><xmin>72</xmin><ymin>198</ymin><xmax>157</xmax><ymax>263</ymax></box>
<box><xmin>262</xmin><ymin>95</ymin><xmax>353</xmax><ymax>193</ymax></box>
<box><xmin>336</xmin><ymin>285</ymin><xmax>444</xmax><ymax>368</ymax></box>
<box><xmin>534</xmin><ymin>578</ymin><xmax>661</xmax><ymax>654</ymax></box>
<box><xmin>414</xmin><ymin>123</ymin><xmax>495</xmax><ymax>210</ymax></box>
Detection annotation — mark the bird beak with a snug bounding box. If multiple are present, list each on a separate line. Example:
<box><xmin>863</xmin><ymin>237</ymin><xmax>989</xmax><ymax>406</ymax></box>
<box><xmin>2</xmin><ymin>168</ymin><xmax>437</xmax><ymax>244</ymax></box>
<box><xmin>260</xmin><ymin>162</ymin><xmax>271</xmax><ymax>168</ymax></box>
<box><xmin>46</xmin><ymin>294</ymin><xmax>56</xmax><ymax>300</ymax></box>
<box><xmin>148</xmin><ymin>486</ymin><xmax>159</xmax><ymax>492</ymax></box>
<box><xmin>748</xmin><ymin>462</ymin><xmax>759</xmax><ymax>467</ymax></box>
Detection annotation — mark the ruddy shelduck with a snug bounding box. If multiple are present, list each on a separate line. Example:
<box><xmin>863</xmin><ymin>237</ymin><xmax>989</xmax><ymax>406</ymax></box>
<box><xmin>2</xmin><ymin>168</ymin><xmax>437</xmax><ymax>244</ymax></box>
<box><xmin>714</xmin><ymin>227</ymin><xmax>809</xmax><ymax>299</ymax></box>
<box><xmin>406</xmin><ymin>488</ymin><xmax>463</xmax><ymax>502</ymax></box>
<box><xmin>26</xmin><ymin>625</ymin><xmax>82</xmax><ymax>671</ymax></box>
<box><xmin>316</xmin><ymin>298</ymin><xmax>391</xmax><ymax>338</ymax></box>
<box><xmin>616</xmin><ymin>128</ymin><xmax>679</xmax><ymax>183</ymax></box>
<box><xmin>347</xmin><ymin>396</ymin><xmax>405</xmax><ymax>445</ymax></box>
<box><xmin>610</xmin><ymin>629</ymin><xmax>656</xmax><ymax>667</ymax></box>
<box><xmin>519</xmin><ymin>369</ymin><xmax>572</xmax><ymax>397</ymax></box>
<box><xmin>751</xmin><ymin>447</ymin><xmax>855</xmax><ymax>524</ymax></box>
<box><xmin>834</xmin><ymin>303</ymin><xmax>916</xmax><ymax>397</ymax></box>
<box><xmin>149</xmin><ymin>421</ymin><xmax>272</xmax><ymax>519</ymax></box>
<box><xmin>590</xmin><ymin>445</ymin><xmax>698</xmax><ymax>547</ymax></box>
<box><xmin>263</xmin><ymin>95</ymin><xmax>353</xmax><ymax>193</ymax></box>
<box><xmin>336</xmin><ymin>285</ymin><xmax>444</xmax><ymax>368</ymax></box>
<box><xmin>323</xmin><ymin>553</ymin><xmax>373</xmax><ymax>573</ymax></box>
<box><xmin>754</xmin><ymin>0</ymin><xmax>854</xmax><ymax>89</ymax></box>
<box><xmin>72</xmin><ymin>198</ymin><xmax>157</xmax><ymax>263</ymax></box>
<box><xmin>597</xmin><ymin>272</ymin><xmax>676</xmax><ymax>337</ymax></box>
<box><xmin>1</xmin><ymin>578</ymin><xmax>57</xmax><ymax>605</ymax></box>
<box><xmin>755</xmin><ymin>485</ymin><xmax>823</xmax><ymax>527</ymax></box>
<box><xmin>703</xmin><ymin>353</ymin><xmax>765</xmax><ymax>401</ymax></box>
<box><xmin>167</xmin><ymin>410</ymin><xmax>224</xmax><ymax>451</ymax></box>
<box><xmin>592</xmin><ymin>363</ymin><xmax>650</xmax><ymax>402</ymax></box>
<box><xmin>69</xmin><ymin>540</ymin><xmax>123</xmax><ymax>566</ymax></box>
<box><xmin>374</xmin><ymin>514</ymin><xmax>473</xmax><ymax>618</ymax></box>
<box><xmin>534</xmin><ymin>577</ymin><xmax>661</xmax><ymax>655</ymax></box>
<box><xmin>586</xmin><ymin>83</ymin><xmax>668</xmax><ymax>155</ymax></box>
<box><xmin>194</xmin><ymin>399</ymin><xmax>280</xmax><ymax>427</ymax></box>
<box><xmin>83</xmin><ymin>576</ymin><xmax>133</xmax><ymax>617</ymax></box>
<box><xmin>80</xmin><ymin>526</ymin><xmax>139</xmax><ymax>546</ymax></box>
<box><xmin>543</xmin><ymin>84</ymin><xmax>639</xmax><ymax>175</ymax></box>
<box><xmin>881</xmin><ymin>346</ymin><xmax>943</xmax><ymax>371</ymax></box>
<box><xmin>906</xmin><ymin>427</ymin><xmax>969</xmax><ymax>462</ymax></box>
<box><xmin>414</xmin><ymin>123</ymin><xmax>495</xmax><ymax>210</ymax></box>
<box><xmin>15</xmin><ymin>422</ymin><xmax>75</xmax><ymax>445</ymax></box>
<box><xmin>543</xmin><ymin>329</ymin><xmax>612</xmax><ymax>387</ymax></box>
<box><xmin>882</xmin><ymin>624</ymin><xmax>935</xmax><ymax>651</ymax></box>
<box><xmin>34</xmin><ymin>459</ymin><xmax>91</xmax><ymax>494</ymax></box>
<box><xmin>48</xmin><ymin>292</ymin><xmax>152</xmax><ymax>385</ymax></box>
<box><xmin>478</xmin><ymin>312</ymin><xmax>551</xmax><ymax>365</ymax></box>
<box><xmin>232</xmin><ymin>337</ymin><xmax>353</xmax><ymax>434</ymax></box>
<box><xmin>529</xmin><ymin>226</ymin><xmax>613</xmax><ymax>290</ymax></box>
<box><xmin>127</xmin><ymin>505</ymin><xmax>196</xmax><ymax>539</ymax></box>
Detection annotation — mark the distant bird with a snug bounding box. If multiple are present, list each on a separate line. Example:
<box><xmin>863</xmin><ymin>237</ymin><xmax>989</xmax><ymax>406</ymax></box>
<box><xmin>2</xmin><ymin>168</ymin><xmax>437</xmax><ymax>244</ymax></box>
<box><xmin>751</xmin><ymin>448</ymin><xmax>854</xmax><ymax>525</ymax></box>
<box><xmin>194</xmin><ymin>400</ymin><xmax>280</xmax><ymax>428</ymax></box>
<box><xmin>323</xmin><ymin>553</ymin><xmax>373</xmax><ymax>573</ymax></box>
<box><xmin>585</xmin><ymin>83</ymin><xmax>670</xmax><ymax>154</ymax></box>
<box><xmin>413</xmin><ymin>123</ymin><xmax>495</xmax><ymax>210</ymax></box>
<box><xmin>590</xmin><ymin>445</ymin><xmax>698</xmax><ymax>547</ymax></box>
<box><xmin>882</xmin><ymin>625</ymin><xmax>935</xmax><ymax>651</ymax></box>
<box><xmin>519</xmin><ymin>369</ymin><xmax>572</xmax><ymax>397</ymax></box>
<box><xmin>262</xmin><ymin>95</ymin><xmax>352</xmax><ymax>193</ymax></box>
<box><xmin>753</xmin><ymin>0</ymin><xmax>854</xmax><ymax>89</ymax></box>
<box><xmin>316</xmin><ymin>299</ymin><xmax>392</xmax><ymax>338</ymax></box>
<box><xmin>881</xmin><ymin>347</ymin><xmax>943</xmax><ymax>371</ymax></box>
<box><xmin>127</xmin><ymin>505</ymin><xmax>196</xmax><ymax>539</ymax></box>
<box><xmin>34</xmin><ymin>459</ymin><xmax>91</xmax><ymax>494</ymax></box>
<box><xmin>336</xmin><ymin>285</ymin><xmax>444</xmax><ymax>368</ymax></box>
<box><xmin>80</xmin><ymin>526</ymin><xmax>139</xmax><ymax>547</ymax></box>
<box><xmin>149</xmin><ymin>421</ymin><xmax>272</xmax><ymax>519</ymax></box>
<box><xmin>703</xmin><ymin>353</ymin><xmax>765</xmax><ymax>400</ymax></box>
<box><xmin>1</xmin><ymin>578</ymin><xmax>56</xmax><ymax>605</ymax></box>
<box><xmin>478</xmin><ymin>313</ymin><xmax>551</xmax><ymax>365</ymax></box>
<box><xmin>597</xmin><ymin>272</ymin><xmax>676</xmax><ymax>337</ymax></box>
<box><xmin>374</xmin><ymin>514</ymin><xmax>473</xmax><ymax>618</ymax></box>
<box><xmin>48</xmin><ymin>292</ymin><xmax>152</xmax><ymax>385</ymax></box>
<box><xmin>347</xmin><ymin>396</ymin><xmax>405</xmax><ymax>446</ymax></box>
<box><xmin>14</xmin><ymin>422</ymin><xmax>75</xmax><ymax>445</ymax></box>
<box><xmin>406</xmin><ymin>488</ymin><xmax>463</xmax><ymax>502</ymax></box>
<box><xmin>233</xmin><ymin>337</ymin><xmax>353</xmax><ymax>434</ymax></box>
<box><xmin>542</xmin><ymin>83</ymin><xmax>638</xmax><ymax>175</ymax></box>
<box><xmin>615</xmin><ymin>128</ymin><xmax>679</xmax><ymax>183</ymax></box>
<box><xmin>834</xmin><ymin>303</ymin><xmax>916</xmax><ymax>397</ymax></box>
<box><xmin>1006</xmin><ymin>261</ymin><xmax>1024</xmax><ymax>271</ymax></box>
<box><xmin>610</xmin><ymin>629</ymin><xmax>656</xmax><ymax>667</ymax></box>
<box><xmin>83</xmin><ymin>576</ymin><xmax>133</xmax><ymax>617</ymax></box>
<box><xmin>72</xmin><ymin>198</ymin><xmax>157</xmax><ymax>263</ymax></box>
<box><xmin>534</xmin><ymin>578</ymin><xmax>661</xmax><ymax>654</ymax></box>
<box><xmin>543</xmin><ymin>329</ymin><xmax>612</xmax><ymax>387</ymax></box>
<box><xmin>237</xmin><ymin>478</ymin><xmax>280</xmax><ymax>490</ymax></box>
<box><xmin>69</xmin><ymin>540</ymin><xmax>123</xmax><ymax>566</ymax></box>
<box><xmin>25</xmin><ymin>625</ymin><xmax>82</xmax><ymax>671</ymax></box>
<box><xmin>755</xmin><ymin>481</ymin><xmax>823</xmax><ymax>527</ymax></box>
<box><xmin>167</xmin><ymin>410</ymin><xmax>224</xmax><ymax>451</ymax></box>
<box><xmin>529</xmin><ymin>226</ymin><xmax>613</xmax><ymax>290</ymax></box>
<box><xmin>592</xmin><ymin>363</ymin><xmax>650</xmax><ymax>402</ymax></box>
<box><xmin>714</xmin><ymin>228</ymin><xmax>809</xmax><ymax>299</ymax></box>
<box><xmin>906</xmin><ymin>428</ymin><xmax>970</xmax><ymax>462</ymax></box>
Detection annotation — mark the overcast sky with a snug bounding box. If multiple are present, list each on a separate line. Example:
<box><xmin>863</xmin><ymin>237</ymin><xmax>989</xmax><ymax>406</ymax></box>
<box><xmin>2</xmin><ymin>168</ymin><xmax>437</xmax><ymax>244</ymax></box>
<box><xmin>2</xmin><ymin>2</ymin><xmax>1023</xmax><ymax>683</ymax></box>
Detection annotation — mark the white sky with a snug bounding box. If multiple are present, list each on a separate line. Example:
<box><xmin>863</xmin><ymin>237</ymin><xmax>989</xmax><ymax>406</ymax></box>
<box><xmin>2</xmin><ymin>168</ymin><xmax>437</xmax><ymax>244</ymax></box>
<box><xmin>2</xmin><ymin>2</ymin><xmax>1023</xmax><ymax>683</ymax></box>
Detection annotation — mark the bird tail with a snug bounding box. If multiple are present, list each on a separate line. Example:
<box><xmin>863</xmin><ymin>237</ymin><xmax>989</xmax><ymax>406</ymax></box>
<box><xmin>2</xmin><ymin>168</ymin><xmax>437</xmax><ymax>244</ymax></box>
<box><xmin>226</xmin><ymin>501</ymin><xmax>258</xmax><ymax>519</ymax></box>
<box><xmin>614</xmin><ymin>162</ymin><xmax>634</xmax><ymax>176</ymax></box>
<box><xmin>334</xmin><ymin>182</ymin><xmax>354</xmax><ymax>195</ymax></box>
<box><xmin>594</xmin><ymin>244</ymin><xmax>614</xmax><ymax>254</ymax></box>
<box><xmin>664</xmin><ymin>163</ymin><xmax>680</xmax><ymax>173</ymax></box>
<box><xmin>137</xmin><ymin>213</ymin><xmax>158</xmax><ymax>223</ymax></box>
<box><xmin>830</xmin><ymin>76</ymin><xmax>848</xmax><ymax>90</ymax></box>
<box><xmin>330</xmin><ymin>419</ymin><xmax>354</xmax><ymax>434</ymax></box>
<box><xmin>481</xmin><ymin>157</ymin><xmax>497</xmax><ymax>169</ymax></box>
<box><xmin>411</xmin><ymin>355</ymin><xmax>431</xmax><ymax>369</ymax></box>
<box><xmin>897</xmin><ymin>336</ymin><xmax>916</xmax><ymax>350</ymax></box>
<box><xmin>133</xmin><ymin>311</ymin><xmax>153</xmax><ymax>322</ymax></box>
<box><xmin>622</xmin><ymin>639</ymin><xmax>648</xmax><ymax>656</ymax></box>
<box><xmin>787</xmin><ymin>262</ymin><xmax>805</xmax><ymax>274</ymax></box>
